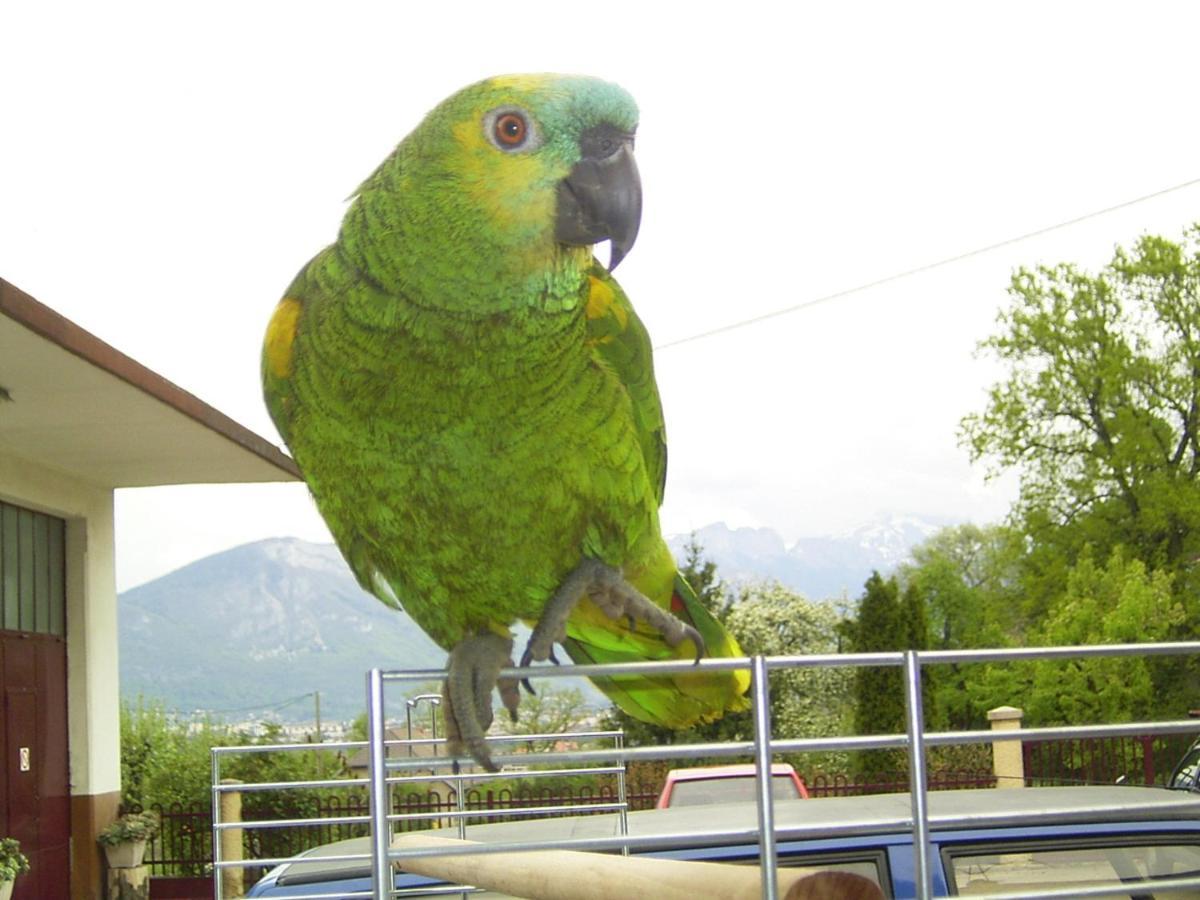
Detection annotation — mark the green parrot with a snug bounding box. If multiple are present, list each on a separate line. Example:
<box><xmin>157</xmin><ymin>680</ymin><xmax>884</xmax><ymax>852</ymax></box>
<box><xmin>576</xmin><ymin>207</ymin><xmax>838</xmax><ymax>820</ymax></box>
<box><xmin>262</xmin><ymin>73</ymin><xmax>749</xmax><ymax>770</ymax></box>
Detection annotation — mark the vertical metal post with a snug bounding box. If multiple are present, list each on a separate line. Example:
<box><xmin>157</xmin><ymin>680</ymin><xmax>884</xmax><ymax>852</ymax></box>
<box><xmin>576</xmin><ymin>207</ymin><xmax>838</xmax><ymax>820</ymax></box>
<box><xmin>615</xmin><ymin>731</ymin><xmax>630</xmax><ymax>856</ymax></box>
<box><xmin>456</xmin><ymin>773</ymin><xmax>467</xmax><ymax>840</ymax></box>
<box><xmin>405</xmin><ymin>701</ymin><xmax>415</xmax><ymax>757</ymax></box>
<box><xmin>367</xmin><ymin>668</ymin><xmax>391</xmax><ymax>900</ymax></box>
<box><xmin>903</xmin><ymin>650</ymin><xmax>933</xmax><ymax>900</ymax></box>
<box><xmin>751</xmin><ymin>655</ymin><xmax>779</xmax><ymax>900</ymax></box>
<box><xmin>211</xmin><ymin>749</ymin><xmax>223</xmax><ymax>900</ymax></box>
<box><xmin>455</xmin><ymin>768</ymin><xmax>469</xmax><ymax>899</ymax></box>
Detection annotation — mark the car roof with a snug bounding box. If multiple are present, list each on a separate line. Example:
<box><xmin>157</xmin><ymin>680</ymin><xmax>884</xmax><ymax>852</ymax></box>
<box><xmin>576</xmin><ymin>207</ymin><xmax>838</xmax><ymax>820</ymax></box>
<box><xmin>666</xmin><ymin>763</ymin><xmax>796</xmax><ymax>781</ymax></box>
<box><xmin>270</xmin><ymin>786</ymin><xmax>1200</xmax><ymax>887</ymax></box>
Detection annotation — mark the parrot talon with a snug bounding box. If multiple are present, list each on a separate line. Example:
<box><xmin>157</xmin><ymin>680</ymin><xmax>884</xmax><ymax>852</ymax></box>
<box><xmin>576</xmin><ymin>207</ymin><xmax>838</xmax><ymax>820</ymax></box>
<box><xmin>683</xmin><ymin>623</ymin><xmax>705</xmax><ymax>663</ymax></box>
<box><xmin>522</xmin><ymin>558</ymin><xmax>709</xmax><ymax>674</ymax></box>
<box><xmin>442</xmin><ymin>631</ymin><xmax>517</xmax><ymax>772</ymax></box>
<box><xmin>520</xmin><ymin>678</ymin><xmax>536</xmax><ymax>697</ymax></box>
<box><xmin>549</xmin><ymin>647</ymin><xmax>561</xmax><ymax>665</ymax></box>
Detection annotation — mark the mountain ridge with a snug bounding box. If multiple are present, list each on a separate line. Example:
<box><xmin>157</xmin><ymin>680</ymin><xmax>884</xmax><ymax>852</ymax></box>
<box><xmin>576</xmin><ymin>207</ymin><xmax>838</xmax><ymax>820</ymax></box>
<box><xmin>118</xmin><ymin>515</ymin><xmax>949</xmax><ymax>721</ymax></box>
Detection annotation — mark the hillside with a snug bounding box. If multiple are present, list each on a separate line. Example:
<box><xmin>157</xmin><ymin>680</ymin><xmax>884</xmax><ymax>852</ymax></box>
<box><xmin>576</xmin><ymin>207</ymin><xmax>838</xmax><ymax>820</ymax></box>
<box><xmin>118</xmin><ymin>538</ymin><xmax>445</xmax><ymax>722</ymax></box>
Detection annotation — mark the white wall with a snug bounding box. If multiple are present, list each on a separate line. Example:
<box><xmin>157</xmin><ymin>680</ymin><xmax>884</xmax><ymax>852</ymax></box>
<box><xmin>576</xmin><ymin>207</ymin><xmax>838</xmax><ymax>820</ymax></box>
<box><xmin>0</xmin><ymin>451</ymin><xmax>120</xmax><ymax>797</ymax></box>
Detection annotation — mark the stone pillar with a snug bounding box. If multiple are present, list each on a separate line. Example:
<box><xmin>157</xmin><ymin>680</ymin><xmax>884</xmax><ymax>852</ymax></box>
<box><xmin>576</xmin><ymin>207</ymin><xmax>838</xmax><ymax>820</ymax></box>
<box><xmin>987</xmin><ymin>706</ymin><xmax>1025</xmax><ymax>788</ymax></box>
<box><xmin>105</xmin><ymin>866</ymin><xmax>148</xmax><ymax>900</ymax></box>
<box><xmin>219</xmin><ymin>779</ymin><xmax>244</xmax><ymax>898</ymax></box>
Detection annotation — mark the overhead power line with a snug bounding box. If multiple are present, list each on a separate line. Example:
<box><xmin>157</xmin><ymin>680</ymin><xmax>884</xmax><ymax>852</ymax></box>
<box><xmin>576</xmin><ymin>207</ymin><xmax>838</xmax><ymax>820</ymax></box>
<box><xmin>188</xmin><ymin>691</ymin><xmax>316</xmax><ymax>716</ymax></box>
<box><xmin>655</xmin><ymin>175</ymin><xmax>1200</xmax><ymax>350</ymax></box>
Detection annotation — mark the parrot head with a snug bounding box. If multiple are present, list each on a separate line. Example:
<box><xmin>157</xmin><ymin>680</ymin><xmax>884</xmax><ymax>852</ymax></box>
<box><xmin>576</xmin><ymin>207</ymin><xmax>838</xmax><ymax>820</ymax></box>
<box><xmin>347</xmin><ymin>74</ymin><xmax>641</xmax><ymax>311</ymax></box>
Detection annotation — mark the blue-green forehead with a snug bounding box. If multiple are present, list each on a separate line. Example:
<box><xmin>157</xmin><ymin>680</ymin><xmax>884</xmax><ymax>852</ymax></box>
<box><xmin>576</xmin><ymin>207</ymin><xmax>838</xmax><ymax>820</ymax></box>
<box><xmin>454</xmin><ymin>74</ymin><xmax>639</xmax><ymax>132</ymax></box>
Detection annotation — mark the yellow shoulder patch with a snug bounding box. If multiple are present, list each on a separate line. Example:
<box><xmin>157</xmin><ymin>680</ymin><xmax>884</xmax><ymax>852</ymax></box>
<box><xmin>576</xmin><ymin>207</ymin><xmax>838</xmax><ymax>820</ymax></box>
<box><xmin>585</xmin><ymin>275</ymin><xmax>627</xmax><ymax>328</ymax></box>
<box><xmin>264</xmin><ymin>297</ymin><xmax>302</xmax><ymax>379</ymax></box>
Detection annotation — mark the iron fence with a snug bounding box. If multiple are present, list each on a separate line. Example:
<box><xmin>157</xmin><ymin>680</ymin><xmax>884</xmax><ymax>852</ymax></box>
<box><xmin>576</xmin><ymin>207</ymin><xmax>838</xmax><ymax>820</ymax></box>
<box><xmin>141</xmin><ymin>803</ymin><xmax>212</xmax><ymax>877</ymax></box>
<box><xmin>1022</xmin><ymin>731</ymin><xmax>1196</xmax><ymax>787</ymax></box>
<box><xmin>805</xmin><ymin>768</ymin><xmax>995</xmax><ymax>796</ymax></box>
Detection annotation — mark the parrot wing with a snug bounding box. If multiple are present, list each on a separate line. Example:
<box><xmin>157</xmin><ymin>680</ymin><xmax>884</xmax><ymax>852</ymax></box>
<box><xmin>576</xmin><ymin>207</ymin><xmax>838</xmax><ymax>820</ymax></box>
<box><xmin>584</xmin><ymin>263</ymin><xmax>667</xmax><ymax>505</ymax></box>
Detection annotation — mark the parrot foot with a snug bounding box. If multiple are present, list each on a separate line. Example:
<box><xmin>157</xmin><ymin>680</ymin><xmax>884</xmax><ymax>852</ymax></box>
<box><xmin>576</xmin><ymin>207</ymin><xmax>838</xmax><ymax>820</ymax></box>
<box><xmin>519</xmin><ymin>559</ymin><xmax>706</xmax><ymax>674</ymax></box>
<box><xmin>441</xmin><ymin>631</ymin><xmax>520</xmax><ymax>773</ymax></box>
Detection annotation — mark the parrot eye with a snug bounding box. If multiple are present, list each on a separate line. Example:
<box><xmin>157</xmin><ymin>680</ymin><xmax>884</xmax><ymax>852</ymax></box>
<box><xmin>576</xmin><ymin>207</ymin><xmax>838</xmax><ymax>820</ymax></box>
<box><xmin>484</xmin><ymin>107</ymin><xmax>542</xmax><ymax>153</ymax></box>
<box><xmin>496</xmin><ymin>113</ymin><xmax>526</xmax><ymax>146</ymax></box>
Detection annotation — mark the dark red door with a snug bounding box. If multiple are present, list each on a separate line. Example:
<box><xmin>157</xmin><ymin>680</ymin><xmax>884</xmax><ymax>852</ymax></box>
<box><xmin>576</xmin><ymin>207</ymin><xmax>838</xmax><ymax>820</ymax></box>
<box><xmin>2</xmin><ymin>633</ymin><xmax>70</xmax><ymax>900</ymax></box>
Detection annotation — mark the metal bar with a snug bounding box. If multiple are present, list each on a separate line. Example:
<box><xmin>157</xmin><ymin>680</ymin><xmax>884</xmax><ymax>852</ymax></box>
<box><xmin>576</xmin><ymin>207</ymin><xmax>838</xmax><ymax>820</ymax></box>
<box><xmin>372</xmin><ymin>642</ymin><xmax>1200</xmax><ymax>686</ymax></box>
<box><xmin>212</xmin><ymin>738</ymin><xmax>371</xmax><ymax>755</ymax></box>
<box><xmin>211</xmin><ymin>740</ymin><xmax>223</xmax><ymax>900</ymax></box>
<box><xmin>366</xmin><ymin>668</ymin><xmax>391</xmax><ymax>900</ymax></box>
<box><xmin>215</xmin><ymin>775</ymin><xmax>370</xmax><ymax>792</ymax></box>
<box><xmin>374</xmin><ymin>718</ymin><xmax>1200</xmax><ymax>774</ymax></box>
<box><xmin>214</xmin><ymin>813</ymin><xmax>371</xmax><ymax>831</ymax></box>
<box><xmin>386</xmin><ymin>801</ymin><xmax>626</xmax><ymax>823</ymax></box>
<box><xmin>615</xmin><ymin>731</ymin><xmax>630</xmax><ymax>856</ymax></box>
<box><xmin>916</xmin><ymin>640</ymin><xmax>1200</xmax><ymax>664</ymax></box>
<box><xmin>213</xmin><ymin>852</ymin><xmax>371</xmax><ymax>868</ymax></box>
<box><xmin>455</xmin><ymin>780</ymin><xmax>467</xmax><ymax>840</ymax></box>
<box><xmin>903</xmin><ymin>650</ymin><xmax>933</xmax><ymax>900</ymax></box>
<box><xmin>750</xmin><ymin>656</ymin><xmax>779</xmax><ymax>900</ymax></box>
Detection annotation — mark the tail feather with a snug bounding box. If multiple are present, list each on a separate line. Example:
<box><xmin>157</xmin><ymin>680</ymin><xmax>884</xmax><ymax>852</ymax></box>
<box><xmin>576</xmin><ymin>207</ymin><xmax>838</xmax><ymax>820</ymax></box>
<box><xmin>562</xmin><ymin>573</ymin><xmax>750</xmax><ymax>728</ymax></box>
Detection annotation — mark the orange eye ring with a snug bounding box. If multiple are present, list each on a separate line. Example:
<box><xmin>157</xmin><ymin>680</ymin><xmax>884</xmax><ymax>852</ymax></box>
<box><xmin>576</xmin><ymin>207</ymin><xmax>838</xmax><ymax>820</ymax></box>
<box><xmin>494</xmin><ymin>113</ymin><xmax>527</xmax><ymax>147</ymax></box>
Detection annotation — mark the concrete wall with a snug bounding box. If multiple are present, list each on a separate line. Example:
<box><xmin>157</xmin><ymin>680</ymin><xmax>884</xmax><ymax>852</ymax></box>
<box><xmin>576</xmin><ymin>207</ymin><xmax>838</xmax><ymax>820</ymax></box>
<box><xmin>0</xmin><ymin>450</ymin><xmax>120</xmax><ymax>898</ymax></box>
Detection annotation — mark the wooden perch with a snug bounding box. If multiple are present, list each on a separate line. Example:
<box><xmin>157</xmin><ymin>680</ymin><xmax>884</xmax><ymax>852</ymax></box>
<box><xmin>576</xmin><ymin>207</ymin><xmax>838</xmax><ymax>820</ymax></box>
<box><xmin>393</xmin><ymin>833</ymin><xmax>884</xmax><ymax>900</ymax></box>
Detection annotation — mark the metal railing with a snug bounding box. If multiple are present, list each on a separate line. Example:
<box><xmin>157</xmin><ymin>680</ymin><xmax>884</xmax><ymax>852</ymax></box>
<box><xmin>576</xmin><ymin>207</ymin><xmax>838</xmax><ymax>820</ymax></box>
<box><xmin>214</xmin><ymin>640</ymin><xmax>1200</xmax><ymax>900</ymax></box>
<box><xmin>211</xmin><ymin>727</ymin><xmax>631</xmax><ymax>899</ymax></box>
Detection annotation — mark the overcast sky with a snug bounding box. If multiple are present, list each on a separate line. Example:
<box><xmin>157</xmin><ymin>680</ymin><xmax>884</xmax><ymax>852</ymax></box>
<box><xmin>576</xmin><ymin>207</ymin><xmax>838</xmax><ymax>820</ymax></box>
<box><xmin>4</xmin><ymin>2</ymin><xmax>1200</xmax><ymax>591</ymax></box>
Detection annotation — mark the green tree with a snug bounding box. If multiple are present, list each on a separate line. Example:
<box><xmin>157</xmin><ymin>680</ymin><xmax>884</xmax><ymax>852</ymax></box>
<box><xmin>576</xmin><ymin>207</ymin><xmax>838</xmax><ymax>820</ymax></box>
<box><xmin>725</xmin><ymin>580</ymin><xmax>854</xmax><ymax>754</ymax></box>
<box><xmin>120</xmin><ymin>697</ymin><xmax>241</xmax><ymax>812</ymax></box>
<box><xmin>898</xmin><ymin>524</ymin><xmax>1025</xmax><ymax>728</ymax></box>
<box><xmin>678</xmin><ymin>533</ymin><xmax>731</xmax><ymax>621</ymax></box>
<box><xmin>497</xmin><ymin>685</ymin><xmax>592</xmax><ymax>751</ymax></box>
<box><xmin>900</xmin><ymin>524</ymin><xmax>1025</xmax><ymax>647</ymax></box>
<box><xmin>968</xmin><ymin>548</ymin><xmax>1183</xmax><ymax>725</ymax></box>
<box><xmin>961</xmin><ymin>225</ymin><xmax>1200</xmax><ymax>607</ymax></box>
<box><xmin>845</xmin><ymin>573</ymin><xmax>907</xmax><ymax>780</ymax></box>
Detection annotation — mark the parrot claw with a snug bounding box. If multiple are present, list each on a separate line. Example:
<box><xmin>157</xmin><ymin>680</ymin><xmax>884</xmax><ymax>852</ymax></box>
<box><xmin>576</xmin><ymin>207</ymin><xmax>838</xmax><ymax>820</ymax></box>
<box><xmin>517</xmin><ymin>644</ymin><xmax>560</xmax><ymax>696</ymax></box>
<box><xmin>442</xmin><ymin>631</ymin><xmax>518</xmax><ymax>772</ymax></box>
<box><xmin>521</xmin><ymin>558</ymin><xmax>708</xmax><ymax>671</ymax></box>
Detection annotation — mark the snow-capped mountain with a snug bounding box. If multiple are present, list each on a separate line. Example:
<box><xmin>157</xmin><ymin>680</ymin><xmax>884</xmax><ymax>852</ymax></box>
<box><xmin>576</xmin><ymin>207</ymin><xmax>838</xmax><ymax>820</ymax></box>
<box><xmin>667</xmin><ymin>513</ymin><xmax>950</xmax><ymax>600</ymax></box>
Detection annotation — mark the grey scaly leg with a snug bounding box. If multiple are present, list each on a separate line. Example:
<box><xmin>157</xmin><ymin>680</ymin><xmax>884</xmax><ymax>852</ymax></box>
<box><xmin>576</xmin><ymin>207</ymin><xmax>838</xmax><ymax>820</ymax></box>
<box><xmin>441</xmin><ymin>631</ymin><xmax>520</xmax><ymax>772</ymax></box>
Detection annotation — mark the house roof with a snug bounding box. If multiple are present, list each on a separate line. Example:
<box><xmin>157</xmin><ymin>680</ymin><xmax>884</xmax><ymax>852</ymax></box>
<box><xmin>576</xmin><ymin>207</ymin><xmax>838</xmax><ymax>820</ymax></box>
<box><xmin>0</xmin><ymin>277</ymin><xmax>301</xmax><ymax>487</ymax></box>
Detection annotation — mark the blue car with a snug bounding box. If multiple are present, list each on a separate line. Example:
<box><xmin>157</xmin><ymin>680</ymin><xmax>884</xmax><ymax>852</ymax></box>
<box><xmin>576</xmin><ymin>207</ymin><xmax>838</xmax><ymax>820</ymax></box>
<box><xmin>247</xmin><ymin>785</ymin><xmax>1200</xmax><ymax>898</ymax></box>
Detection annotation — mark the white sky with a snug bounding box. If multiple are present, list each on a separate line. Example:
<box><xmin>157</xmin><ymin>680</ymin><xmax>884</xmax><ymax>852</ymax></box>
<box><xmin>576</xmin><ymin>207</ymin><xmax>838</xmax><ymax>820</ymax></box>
<box><xmin>3</xmin><ymin>1</ymin><xmax>1200</xmax><ymax>591</ymax></box>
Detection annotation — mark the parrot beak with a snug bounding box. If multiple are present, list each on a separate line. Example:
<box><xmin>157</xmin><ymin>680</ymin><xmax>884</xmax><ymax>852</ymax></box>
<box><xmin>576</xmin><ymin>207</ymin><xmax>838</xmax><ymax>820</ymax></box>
<box><xmin>555</xmin><ymin>124</ymin><xmax>642</xmax><ymax>271</ymax></box>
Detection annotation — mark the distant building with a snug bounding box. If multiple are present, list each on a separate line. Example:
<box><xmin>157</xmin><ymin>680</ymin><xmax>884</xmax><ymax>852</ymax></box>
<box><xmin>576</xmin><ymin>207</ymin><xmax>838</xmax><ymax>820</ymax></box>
<box><xmin>0</xmin><ymin>278</ymin><xmax>299</xmax><ymax>899</ymax></box>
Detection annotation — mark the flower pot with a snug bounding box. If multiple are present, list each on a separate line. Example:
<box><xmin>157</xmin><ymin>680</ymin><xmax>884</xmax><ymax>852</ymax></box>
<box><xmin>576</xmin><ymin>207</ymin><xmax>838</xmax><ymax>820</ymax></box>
<box><xmin>103</xmin><ymin>839</ymin><xmax>147</xmax><ymax>868</ymax></box>
<box><xmin>0</xmin><ymin>878</ymin><xmax>13</xmax><ymax>900</ymax></box>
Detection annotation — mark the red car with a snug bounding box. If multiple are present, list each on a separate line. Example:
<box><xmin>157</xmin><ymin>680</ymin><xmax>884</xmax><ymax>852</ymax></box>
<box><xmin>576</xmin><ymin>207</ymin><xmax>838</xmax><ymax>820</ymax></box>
<box><xmin>655</xmin><ymin>763</ymin><xmax>810</xmax><ymax>809</ymax></box>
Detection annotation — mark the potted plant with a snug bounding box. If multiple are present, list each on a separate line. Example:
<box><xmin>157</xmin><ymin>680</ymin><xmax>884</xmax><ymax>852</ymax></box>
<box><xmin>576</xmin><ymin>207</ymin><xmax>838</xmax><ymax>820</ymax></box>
<box><xmin>97</xmin><ymin>810</ymin><xmax>160</xmax><ymax>869</ymax></box>
<box><xmin>0</xmin><ymin>838</ymin><xmax>30</xmax><ymax>900</ymax></box>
